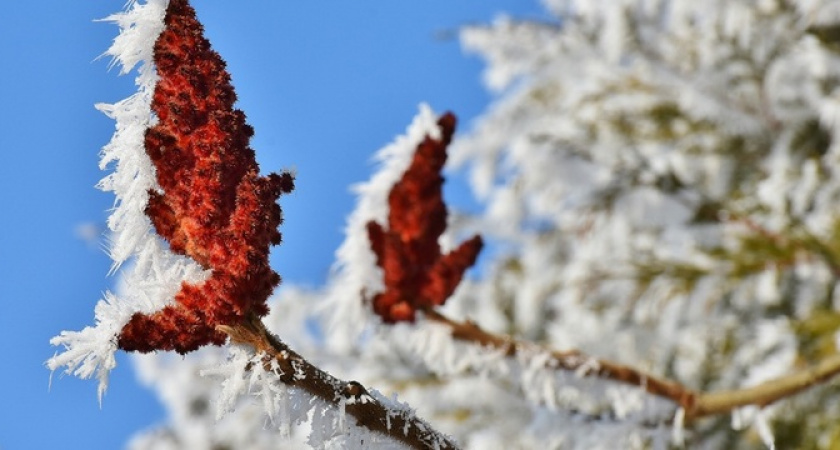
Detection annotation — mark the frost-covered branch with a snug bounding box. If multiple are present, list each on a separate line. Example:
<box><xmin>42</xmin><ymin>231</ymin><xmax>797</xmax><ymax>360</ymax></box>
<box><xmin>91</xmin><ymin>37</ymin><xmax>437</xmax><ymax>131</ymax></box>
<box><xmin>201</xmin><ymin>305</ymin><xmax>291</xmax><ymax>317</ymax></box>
<box><xmin>218</xmin><ymin>315</ymin><xmax>459</xmax><ymax>450</ymax></box>
<box><xmin>424</xmin><ymin>309</ymin><xmax>840</xmax><ymax>422</ymax></box>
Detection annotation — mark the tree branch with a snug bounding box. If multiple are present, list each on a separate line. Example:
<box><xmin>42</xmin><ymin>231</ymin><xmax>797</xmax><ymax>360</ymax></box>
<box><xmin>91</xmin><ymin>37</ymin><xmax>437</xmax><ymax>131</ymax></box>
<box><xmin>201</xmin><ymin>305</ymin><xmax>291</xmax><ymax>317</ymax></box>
<box><xmin>423</xmin><ymin>309</ymin><xmax>840</xmax><ymax>422</ymax></box>
<box><xmin>692</xmin><ymin>353</ymin><xmax>840</xmax><ymax>418</ymax></box>
<box><xmin>218</xmin><ymin>315</ymin><xmax>460</xmax><ymax>450</ymax></box>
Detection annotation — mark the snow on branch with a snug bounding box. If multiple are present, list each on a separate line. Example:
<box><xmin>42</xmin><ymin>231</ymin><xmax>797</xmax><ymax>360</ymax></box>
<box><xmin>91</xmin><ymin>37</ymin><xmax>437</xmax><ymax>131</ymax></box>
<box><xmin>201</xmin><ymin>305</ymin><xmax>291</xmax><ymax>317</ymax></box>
<box><xmin>217</xmin><ymin>314</ymin><xmax>459</xmax><ymax>450</ymax></box>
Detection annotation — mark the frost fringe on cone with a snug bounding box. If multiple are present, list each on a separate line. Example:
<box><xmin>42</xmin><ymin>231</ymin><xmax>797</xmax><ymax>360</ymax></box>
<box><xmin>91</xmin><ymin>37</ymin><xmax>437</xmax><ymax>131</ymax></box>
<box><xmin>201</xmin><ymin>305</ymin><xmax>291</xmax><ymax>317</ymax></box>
<box><xmin>47</xmin><ymin>0</ymin><xmax>295</xmax><ymax>394</ymax></box>
<box><xmin>48</xmin><ymin>0</ymin><xmax>179</xmax><ymax>402</ymax></box>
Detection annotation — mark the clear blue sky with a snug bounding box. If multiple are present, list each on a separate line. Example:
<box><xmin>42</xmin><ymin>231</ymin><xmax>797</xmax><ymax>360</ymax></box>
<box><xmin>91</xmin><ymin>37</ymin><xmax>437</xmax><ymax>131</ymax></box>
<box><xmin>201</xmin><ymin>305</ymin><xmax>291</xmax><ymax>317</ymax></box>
<box><xmin>0</xmin><ymin>2</ymin><xmax>547</xmax><ymax>448</ymax></box>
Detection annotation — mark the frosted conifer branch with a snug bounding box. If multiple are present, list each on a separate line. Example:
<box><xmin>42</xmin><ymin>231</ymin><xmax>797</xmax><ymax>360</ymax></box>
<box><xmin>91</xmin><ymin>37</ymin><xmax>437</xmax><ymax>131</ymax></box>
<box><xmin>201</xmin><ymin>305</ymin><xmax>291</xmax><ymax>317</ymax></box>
<box><xmin>218</xmin><ymin>315</ymin><xmax>460</xmax><ymax>450</ymax></box>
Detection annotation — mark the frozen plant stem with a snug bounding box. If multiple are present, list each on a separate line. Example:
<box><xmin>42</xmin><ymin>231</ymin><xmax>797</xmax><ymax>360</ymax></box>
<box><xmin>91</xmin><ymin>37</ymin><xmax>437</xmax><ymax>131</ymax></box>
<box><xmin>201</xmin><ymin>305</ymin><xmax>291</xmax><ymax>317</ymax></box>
<box><xmin>219</xmin><ymin>315</ymin><xmax>460</xmax><ymax>450</ymax></box>
<box><xmin>423</xmin><ymin>309</ymin><xmax>840</xmax><ymax>423</ymax></box>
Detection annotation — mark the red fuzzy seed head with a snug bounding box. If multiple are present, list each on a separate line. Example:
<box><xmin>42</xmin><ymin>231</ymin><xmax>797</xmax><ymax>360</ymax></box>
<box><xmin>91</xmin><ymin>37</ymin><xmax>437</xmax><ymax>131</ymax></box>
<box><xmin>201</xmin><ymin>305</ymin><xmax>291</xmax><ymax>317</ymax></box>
<box><xmin>366</xmin><ymin>113</ymin><xmax>483</xmax><ymax>323</ymax></box>
<box><xmin>118</xmin><ymin>0</ymin><xmax>294</xmax><ymax>354</ymax></box>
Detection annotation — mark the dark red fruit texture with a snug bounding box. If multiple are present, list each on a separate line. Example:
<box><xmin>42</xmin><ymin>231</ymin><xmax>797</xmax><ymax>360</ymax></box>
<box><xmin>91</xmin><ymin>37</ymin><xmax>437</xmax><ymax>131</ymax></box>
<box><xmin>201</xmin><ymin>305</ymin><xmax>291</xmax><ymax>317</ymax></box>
<box><xmin>118</xmin><ymin>0</ymin><xmax>294</xmax><ymax>354</ymax></box>
<box><xmin>366</xmin><ymin>113</ymin><xmax>483</xmax><ymax>323</ymax></box>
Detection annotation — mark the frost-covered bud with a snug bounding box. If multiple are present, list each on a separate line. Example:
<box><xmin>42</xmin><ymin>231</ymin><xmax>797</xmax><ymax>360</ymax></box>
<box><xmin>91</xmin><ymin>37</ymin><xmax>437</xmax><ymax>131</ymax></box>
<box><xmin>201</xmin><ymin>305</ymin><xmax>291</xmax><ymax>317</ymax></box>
<box><xmin>366</xmin><ymin>113</ymin><xmax>483</xmax><ymax>322</ymax></box>
<box><xmin>117</xmin><ymin>0</ymin><xmax>294</xmax><ymax>354</ymax></box>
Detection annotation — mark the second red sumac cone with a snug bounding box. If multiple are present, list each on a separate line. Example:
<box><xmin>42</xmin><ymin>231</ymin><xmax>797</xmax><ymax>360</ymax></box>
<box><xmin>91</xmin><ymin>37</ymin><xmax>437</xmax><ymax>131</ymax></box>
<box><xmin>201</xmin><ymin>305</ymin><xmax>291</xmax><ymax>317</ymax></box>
<box><xmin>367</xmin><ymin>113</ymin><xmax>483</xmax><ymax>323</ymax></box>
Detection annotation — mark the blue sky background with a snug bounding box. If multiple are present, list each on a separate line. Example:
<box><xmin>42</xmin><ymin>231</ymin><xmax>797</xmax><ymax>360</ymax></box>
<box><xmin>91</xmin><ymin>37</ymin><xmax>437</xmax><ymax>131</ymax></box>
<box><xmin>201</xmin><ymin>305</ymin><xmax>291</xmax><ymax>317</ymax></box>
<box><xmin>0</xmin><ymin>2</ymin><xmax>548</xmax><ymax>449</ymax></box>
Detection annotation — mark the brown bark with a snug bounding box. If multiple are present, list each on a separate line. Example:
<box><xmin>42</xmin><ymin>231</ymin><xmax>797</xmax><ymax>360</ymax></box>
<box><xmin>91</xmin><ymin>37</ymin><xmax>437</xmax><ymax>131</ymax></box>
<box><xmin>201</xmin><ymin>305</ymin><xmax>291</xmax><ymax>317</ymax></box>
<box><xmin>219</xmin><ymin>315</ymin><xmax>460</xmax><ymax>450</ymax></box>
<box><xmin>423</xmin><ymin>309</ymin><xmax>840</xmax><ymax>422</ymax></box>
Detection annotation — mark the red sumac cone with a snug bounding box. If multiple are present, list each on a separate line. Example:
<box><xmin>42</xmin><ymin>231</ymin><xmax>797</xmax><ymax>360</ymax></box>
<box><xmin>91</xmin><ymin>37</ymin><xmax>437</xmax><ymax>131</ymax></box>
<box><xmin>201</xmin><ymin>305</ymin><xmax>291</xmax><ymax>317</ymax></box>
<box><xmin>118</xmin><ymin>0</ymin><xmax>294</xmax><ymax>354</ymax></box>
<box><xmin>367</xmin><ymin>113</ymin><xmax>483</xmax><ymax>323</ymax></box>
